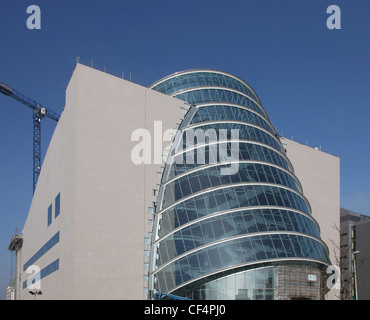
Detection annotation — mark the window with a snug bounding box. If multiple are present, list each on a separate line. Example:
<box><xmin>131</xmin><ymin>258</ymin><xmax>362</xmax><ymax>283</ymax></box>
<box><xmin>47</xmin><ymin>204</ymin><xmax>52</xmax><ymax>227</ymax></box>
<box><xmin>22</xmin><ymin>259</ymin><xmax>59</xmax><ymax>289</ymax></box>
<box><xmin>55</xmin><ymin>193</ymin><xmax>61</xmax><ymax>218</ymax></box>
<box><xmin>23</xmin><ymin>232</ymin><xmax>60</xmax><ymax>271</ymax></box>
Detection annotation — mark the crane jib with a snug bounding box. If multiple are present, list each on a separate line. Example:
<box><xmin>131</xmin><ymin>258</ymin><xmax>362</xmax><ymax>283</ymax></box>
<box><xmin>0</xmin><ymin>81</ymin><xmax>61</xmax><ymax>193</ymax></box>
<box><xmin>0</xmin><ymin>83</ymin><xmax>13</xmax><ymax>95</ymax></box>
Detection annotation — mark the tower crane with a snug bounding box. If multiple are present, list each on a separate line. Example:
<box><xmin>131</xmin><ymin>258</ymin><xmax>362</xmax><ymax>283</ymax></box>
<box><xmin>0</xmin><ymin>82</ymin><xmax>61</xmax><ymax>194</ymax></box>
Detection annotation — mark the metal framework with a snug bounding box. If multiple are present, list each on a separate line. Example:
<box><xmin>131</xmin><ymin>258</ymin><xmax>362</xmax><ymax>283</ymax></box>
<box><xmin>8</xmin><ymin>233</ymin><xmax>23</xmax><ymax>300</ymax></box>
<box><xmin>0</xmin><ymin>82</ymin><xmax>60</xmax><ymax>193</ymax></box>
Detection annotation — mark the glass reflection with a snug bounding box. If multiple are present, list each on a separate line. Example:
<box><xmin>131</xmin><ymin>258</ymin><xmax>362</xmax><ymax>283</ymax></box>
<box><xmin>188</xmin><ymin>267</ymin><xmax>274</xmax><ymax>300</ymax></box>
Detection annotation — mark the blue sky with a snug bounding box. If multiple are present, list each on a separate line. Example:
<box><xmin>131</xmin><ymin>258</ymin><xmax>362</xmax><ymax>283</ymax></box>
<box><xmin>0</xmin><ymin>0</ymin><xmax>369</xmax><ymax>299</ymax></box>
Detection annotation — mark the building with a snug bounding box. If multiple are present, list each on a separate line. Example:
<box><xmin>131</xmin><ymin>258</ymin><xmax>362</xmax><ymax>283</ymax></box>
<box><xmin>340</xmin><ymin>208</ymin><xmax>370</xmax><ymax>300</ymax></box>
<box><xmin>282</xmin><ymin>138</ymin><xmax>340</xmax><ymax>300</ymax></box>
<box><xmin>12</xmin><ymin>63</ymin><xmax>187</xmax><ymax>299</ymax></box>
<box><xmin>9</xmin><ymin>64</ymin><xmax>339</xmax><ymax>300</ymax></box>
<box><xmin>5</xmin><ymin>286</ymin><xmax>15</xmax><ymax>300</ymax></box>
<box><xmin>149</xmin><ymin>70</ymin><xmax>336</xmax><ymax>300</ymax></box>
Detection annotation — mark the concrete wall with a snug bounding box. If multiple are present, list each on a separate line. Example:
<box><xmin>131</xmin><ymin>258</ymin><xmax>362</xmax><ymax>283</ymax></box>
<box><xmin>283</xmin><ymin>138</ymin><xmax>340</xmax><ymax>299</ymax></box>
<box><xmin>18</xmin><ymin>63</ymin><xmax>186</xmax><ymax>299</ymax></box>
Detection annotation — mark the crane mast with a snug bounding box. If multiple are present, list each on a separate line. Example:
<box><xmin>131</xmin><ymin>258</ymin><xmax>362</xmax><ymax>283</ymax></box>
<box><xmin>0</xmin><ymin>82</ymin><xmax>60</xmax><ymax>193</ymax></box>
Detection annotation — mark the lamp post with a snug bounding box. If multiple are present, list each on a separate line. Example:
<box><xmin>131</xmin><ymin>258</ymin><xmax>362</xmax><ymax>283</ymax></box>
<box><xmin>29</xmin><ymin>289</ymin><xmax>42</xmax><ymax>300</ymax></box>
<box><xmin>353</xmin><ymin>250</ymin><xmax>360</xmax><ymax>300</ymax></box>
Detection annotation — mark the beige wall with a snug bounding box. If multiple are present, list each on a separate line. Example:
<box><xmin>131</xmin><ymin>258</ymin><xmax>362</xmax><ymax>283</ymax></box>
<box><xmin>283</xmin><ymin>138</ymin><xmax>340</xmax><ymax>299</ymax></box>
<box><xmin>19</xmin><ymin>63</ymin><xmax>186</xmax><ymax>299</ymax></box>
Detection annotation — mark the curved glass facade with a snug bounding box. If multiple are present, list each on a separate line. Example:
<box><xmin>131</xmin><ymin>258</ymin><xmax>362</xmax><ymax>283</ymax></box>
<box><xmin>149</xmin><ymin>69</ymin><xmax>331</xmax><ymax>299</ymax></box>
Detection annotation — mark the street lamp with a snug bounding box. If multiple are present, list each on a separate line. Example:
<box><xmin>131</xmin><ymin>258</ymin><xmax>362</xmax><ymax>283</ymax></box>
<box><xmin>29</xmin><ymin>289</ymin><xmax>42</xmax><ymax>300</ymax></box>
<box><xmin>353</xmin><ymin>250</ymin><xmax>360</xmax><ymax>300</ymax></box>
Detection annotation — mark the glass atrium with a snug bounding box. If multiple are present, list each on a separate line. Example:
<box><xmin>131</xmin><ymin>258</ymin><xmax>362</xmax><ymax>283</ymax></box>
<box><xmin>149</xmin><ymin>70</ymin><xmax>331</xmax><ymax>300</ymax></box>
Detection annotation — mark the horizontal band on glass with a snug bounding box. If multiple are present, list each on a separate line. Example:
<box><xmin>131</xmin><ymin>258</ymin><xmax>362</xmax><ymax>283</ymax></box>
<box><xmin>149</xmin><ymin>69</ymin><xmax>261</xmax><ymax>104</ymax></box>
<box><xmin>166</xmin><ymin>258</ymin><xmax>330</xmax><ymax>295</ymax></box>
<box><xmin>161</xmin><ymin>161</ymin><xmax>303</xmax><ymax>209</ymax></box>
<box><xmin>154</xmin><ymin>205</ymin><xmax>321</xmax><ymax>243</ymax></box>
<box><xmin>153</xmin><ymin>230</ymin><xmax>329</xmax><ymax>273</ymax></box>
<box><xmin>184</xmin><ymin>119</ymin><xmax>280</xmax><ymax>148</ymax></box>
<box><xmin>181</xmin><ymin>265</ymin><xmax>274</xmax><ymax>300</ymax></box>
<box><xmin>170</xmin><ymin>139</ymin><xmax>291</xmax><ymax>169</ymax></box>
<box><xmin>179</xmin><ymin>122</ymin><xmax>284</xmax><ymax>154</ymax></box>
<box><xmin>153</xmin><ymin>211</ymin><xmax>325</xmax><ymax>268</ymax></box>
<box><xmin>163</xmin><ymin>159</ymin><xmax>301</xmax><ymax>192</ymax></box>
<box><xmin>190</xmin><ymin>104</ymin><xmax>276</xmax><ymax>135</ymax></box>
<box><xmin>172</xmin><ymin>86</ymin><xmax>264</xmax><ymax>116</ymax></box>
<box><xmin>152</xmin><ymin>233</ymin><xmax>330</xmax><ymax>293</ymax></box>
<box><xmin>163</xmin><ymin>160</ymin><xmax>302</xmax><ymax>193</ymax></box>
<box><xmin>158</xmin><ymin>182</ymin><xmax>311</xmax><ymax>215</ymax></box>
<box><xmin>163</xmin><ymin>140</ymin><xmax>294</xmax><ymax>185</ymax></box>
<box><xmin>173</xmin><ymin>87</ymin><xmax>267</xmax><ymax>119</ymax></box>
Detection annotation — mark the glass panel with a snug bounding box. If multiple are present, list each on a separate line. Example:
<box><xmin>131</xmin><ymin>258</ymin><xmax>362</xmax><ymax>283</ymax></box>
<box><xmin>281</xmin><ymin>210</ymin><xmax>294</xmax><ymax>231</ymax></box>
<box><xmin>189</xmin><ymin>174</ymin><xmax>202</xmax><ymax>194</ymax></box>
<box><xmin>201</xmin><ymin>221</ymin><xmax>215</xmax><ymax>242</ymax></box>
<box><xmin>221</xmin><ymin>214</ymin><xmax>236</xmax><ymax>236</ymax></box>
<box><xmin>290</xmin><ymin>234</ymin><xmax>304</xmax><ymax>257</ymax></box>
<box><xmin>246</xmin><ymin>185</ymin><xmax>258</xmax><ymax>206</ymax></box>
<box><xmin>218</xmin><ymin>243</ymin><xmax>234</xmax><ymax>268</ymax></box>
<box><xmin>232</xmin><ymin>212</ymin><xmax>248</xmax><ymax>235</ymax></box>
<box><xmin>262</xmin><ymin>236</ymin><xmax>278</xmax><ymax>259</ymax></box>
<box><xmin>271</xmin><ymin>234</ymin><xmax>287</xmax><ymax>258</ymax></box>
<box><xmin>174</xmin><ymin>234</ymin><xmax>186</xmax><ymax>255</ymax></box>
<box><xmin>263</xmin><ymin>210</ymin><xmax>278</xmax><ymax>231</ymax></box>
<box><xmin>197</xmin><ymin>250</ymin><xmax>211</xmax><ymax>274</ymax></box>
<box><xmin>182</xmin><ymin>228</ymin><xmax>195</xmax><ymax>251</ymax></box>
<box><xmin>254</xmin><ymin>185</ymin><xmax>268</xmax><ymax>206</ymax></box>
<box><xmin>210</xmin><ymin>217</ymin><xmax>225</xmax><ymax>238</ymax></box>
<box><xmin>214</xmin><ymin>189</ymin><xmax>228</xmax><ymax>211</ymax></box>
<box><xmin>251</xmin><ymin>236</ymin><xmax>267</xmax><ymax>260</ymax></box>
<box><xmin>281</xmin><ymin>234</ymin><xmax>295</xmax><ymax>257</ymax></box>
<box><xmin>272</xmin><ymin>210</ymin><xmax>285</xmax><ymax>230</ymax></box>
<box><xmin>194</xmin><ymin>196</ymin><xmax>208</xmax><ymax>217</ymax></box>
<box><xmin>188</xmin><ymin>254</ymin><xmax>201</xmax><ymax>278</ymax></box>
<box><xmin>243</xmin><ymin>211</ymin><xmax>258</xmax><ymax>233</ymax></box>
<box><xmin>208</xmin><ymin>247</ymin><xmax>223</xmax><ymax>271</ymax></box>
<box><xmin>254</xmin><ymin>210</ymin><xmax>268</xmax><ymax>232</ymax></box>
<box><xmin>239</xmin><ymin>237</ymin><xmax>256</xmax><ymax>262</ymax></box>
<box><xmin>185</xmin><ymin>199</ymin><xmax>198</xmax><ymax>222</ymax></box>
<box><xmin>190</xmin><ymin>224</ymin><xmax>204</xmax><ymax>247</ymax></box>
